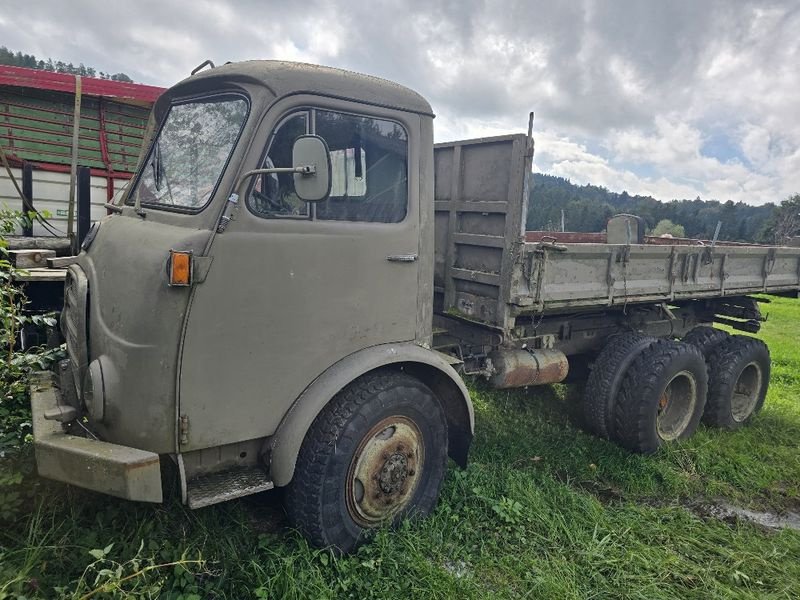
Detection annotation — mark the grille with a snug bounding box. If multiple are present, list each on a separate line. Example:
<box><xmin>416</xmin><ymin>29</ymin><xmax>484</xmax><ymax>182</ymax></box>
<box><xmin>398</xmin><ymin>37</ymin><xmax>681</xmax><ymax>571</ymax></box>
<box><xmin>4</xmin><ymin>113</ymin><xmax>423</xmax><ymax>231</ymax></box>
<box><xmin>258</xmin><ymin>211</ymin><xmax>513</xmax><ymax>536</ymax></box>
<box><xmin>61</xmin><ymin>264</ymin><xmax>89</xmax><ymax>397</ymax></box>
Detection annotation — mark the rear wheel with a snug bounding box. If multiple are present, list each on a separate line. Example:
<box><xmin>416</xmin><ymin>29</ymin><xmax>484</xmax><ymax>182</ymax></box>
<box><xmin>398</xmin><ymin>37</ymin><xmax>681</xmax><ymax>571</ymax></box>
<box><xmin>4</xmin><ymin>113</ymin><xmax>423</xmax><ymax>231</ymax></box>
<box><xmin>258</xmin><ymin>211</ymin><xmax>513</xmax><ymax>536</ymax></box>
<box><xmin>583</xmin><ymin>333</ymin><xmax>656</xmax><ymax>439</ymax></box>
<box><xmin>284</xmin><ymin>370</ymin><xmax>448</xmax><ymax>553</ymax></box>
<box><xmin>613</xmin><ymin>340</ymin><xmax>708</xmax><ymax>453</ymax></box>
<box><xmin>683</xmin><ymin>326</ymin><xmax>729</xmax><ymax>357</ymax></box>
<box><xmin>704</xmin><ymin>336</ymin><xmax>770</xmax><ymax>429</ymax></box>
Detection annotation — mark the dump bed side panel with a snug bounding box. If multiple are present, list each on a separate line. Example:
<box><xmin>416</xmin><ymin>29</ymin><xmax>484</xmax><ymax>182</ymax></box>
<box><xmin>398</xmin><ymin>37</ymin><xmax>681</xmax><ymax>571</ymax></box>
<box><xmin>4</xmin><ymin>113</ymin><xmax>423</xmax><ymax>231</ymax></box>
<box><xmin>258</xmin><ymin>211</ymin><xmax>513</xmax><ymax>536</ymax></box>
<box><xmin>517</xmin><ymin>242</ymin><xmax>800</xmax><ymax>313</ymax></box>
<box><xmin>433</xmin><ymin>134</ymin><xmax>533</xmax><ymax>330</ymax></box>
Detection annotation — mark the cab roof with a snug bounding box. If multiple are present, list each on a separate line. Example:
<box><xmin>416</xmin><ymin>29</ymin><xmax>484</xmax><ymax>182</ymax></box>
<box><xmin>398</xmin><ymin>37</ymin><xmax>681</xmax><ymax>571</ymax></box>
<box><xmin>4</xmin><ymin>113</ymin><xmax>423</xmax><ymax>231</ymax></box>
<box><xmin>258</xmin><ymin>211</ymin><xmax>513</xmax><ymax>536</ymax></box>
<box><xmin>172</xmin><ymin>60</ymin><xmax>434</xmax><ymax>117</ymax></box>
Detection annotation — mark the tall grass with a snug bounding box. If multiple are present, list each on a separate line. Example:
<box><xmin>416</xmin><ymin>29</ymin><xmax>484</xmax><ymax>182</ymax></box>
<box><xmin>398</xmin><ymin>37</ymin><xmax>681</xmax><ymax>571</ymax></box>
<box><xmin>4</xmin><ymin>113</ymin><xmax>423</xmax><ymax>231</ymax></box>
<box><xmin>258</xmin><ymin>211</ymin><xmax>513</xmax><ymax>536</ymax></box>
<box><xmin>1</xmin><ymin>296</ymin><xmax>799</xmax><ymax>598</ymax></box>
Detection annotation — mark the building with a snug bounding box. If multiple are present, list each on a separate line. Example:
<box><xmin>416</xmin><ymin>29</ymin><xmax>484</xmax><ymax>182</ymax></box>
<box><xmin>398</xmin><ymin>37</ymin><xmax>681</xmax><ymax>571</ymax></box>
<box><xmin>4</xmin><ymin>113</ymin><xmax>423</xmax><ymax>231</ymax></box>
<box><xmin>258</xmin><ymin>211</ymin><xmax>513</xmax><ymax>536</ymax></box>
<box><xmin>0</xmin><ymin>65</ymin><xmax>164</xmax><ymax>235</ymax></box>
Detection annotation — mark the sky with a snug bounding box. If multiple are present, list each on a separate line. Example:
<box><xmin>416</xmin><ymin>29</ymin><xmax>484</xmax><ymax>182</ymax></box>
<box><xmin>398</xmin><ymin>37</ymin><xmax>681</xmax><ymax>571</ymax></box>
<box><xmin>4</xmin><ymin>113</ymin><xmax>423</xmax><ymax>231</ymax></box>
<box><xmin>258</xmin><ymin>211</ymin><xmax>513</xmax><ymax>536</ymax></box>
<box><xmin>2</xmin><ymin>0</ymin><xmax>798</xmax><ymax>205</ymax></box>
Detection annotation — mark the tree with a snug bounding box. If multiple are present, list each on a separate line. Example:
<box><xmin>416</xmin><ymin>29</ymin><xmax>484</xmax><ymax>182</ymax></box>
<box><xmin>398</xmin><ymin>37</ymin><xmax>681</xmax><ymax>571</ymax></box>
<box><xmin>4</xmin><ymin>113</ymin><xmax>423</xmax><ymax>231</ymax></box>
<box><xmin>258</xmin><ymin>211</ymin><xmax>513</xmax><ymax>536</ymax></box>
<box><xmin>764</xmin><ymin>194</ymin><xmax>800</xmax><ymax>245</ymax></box>
<box><xmin>526</xmin><ymin>173</ymin><xmax>776</xmax><ymax>242</ymax></box>
<box><xmin>651</xmin><ymin>219</ymin><xmax>686</xmax><ymax>238</ymax></box>
<box><xmin>0</xmin><ymin>46</ymin><xmax>133</xmax><ymax>82</ymax></box>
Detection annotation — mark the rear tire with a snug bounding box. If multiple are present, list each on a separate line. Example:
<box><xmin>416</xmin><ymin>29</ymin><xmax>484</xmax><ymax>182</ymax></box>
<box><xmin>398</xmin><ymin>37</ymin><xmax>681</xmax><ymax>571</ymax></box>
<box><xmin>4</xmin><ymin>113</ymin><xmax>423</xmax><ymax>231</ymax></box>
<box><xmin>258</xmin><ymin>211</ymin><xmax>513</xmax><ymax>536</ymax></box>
<box><xmin>583</xmin><ymin>333</ymin><xmax>656</xmax><ymax>439</ymax></box>
<box><xmin>613</xmin><ymin>340</ymin><xmax>708</xmax><ymax>454</ymax></box>
<box><xmin>284</xmin><ymin>370</ymin><xmax>448</xmax><ymax>553</ymax></box>
<box><xmin>704</xmin><ymin>336</ymin><xmax>770</xmax><ymax>429</ymax></box>
<box><xmin>683</xmin><ymin>326</ymin><xmax>729</xmax><ymax>357</ymax></box>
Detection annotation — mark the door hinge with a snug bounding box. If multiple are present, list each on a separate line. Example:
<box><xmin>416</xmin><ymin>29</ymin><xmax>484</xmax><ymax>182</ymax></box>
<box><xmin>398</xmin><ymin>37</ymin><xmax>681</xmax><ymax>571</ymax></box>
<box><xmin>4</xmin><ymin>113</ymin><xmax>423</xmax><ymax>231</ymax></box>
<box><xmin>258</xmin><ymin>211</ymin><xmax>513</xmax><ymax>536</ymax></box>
<box><xmin>180</xmin><ymin>414</ymin><xmax>189</xmax><ymax>445</ymax></box>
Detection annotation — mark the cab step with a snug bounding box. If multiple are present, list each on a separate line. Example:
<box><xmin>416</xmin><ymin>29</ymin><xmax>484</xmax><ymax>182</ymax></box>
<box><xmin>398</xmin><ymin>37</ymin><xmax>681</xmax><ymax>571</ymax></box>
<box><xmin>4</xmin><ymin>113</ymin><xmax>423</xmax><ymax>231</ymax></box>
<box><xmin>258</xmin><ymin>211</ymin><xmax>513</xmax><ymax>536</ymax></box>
<box><xmin>186</xmin><ymin>466</ymin><xmax>274</xmax><ymax>509</ymax></box>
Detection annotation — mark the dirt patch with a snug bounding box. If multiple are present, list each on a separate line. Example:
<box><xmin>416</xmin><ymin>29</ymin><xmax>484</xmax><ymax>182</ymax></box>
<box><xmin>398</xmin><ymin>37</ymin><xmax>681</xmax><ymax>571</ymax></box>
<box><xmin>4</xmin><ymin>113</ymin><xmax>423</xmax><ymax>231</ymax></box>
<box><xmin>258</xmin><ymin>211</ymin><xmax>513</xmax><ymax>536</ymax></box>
<box><xmin>575</xmin><ymin>481</ymin><xmax>800</xmax><ymax>533</ymax></box>
<box><xmin>241</xmin><ymin>490</ymin><xmax>288</xmax><ymax>534</ymax></box>
<box><xmin>691</xmin><ymin>501</ymin><xmax>800</xmax><ymax>532</ymax></box>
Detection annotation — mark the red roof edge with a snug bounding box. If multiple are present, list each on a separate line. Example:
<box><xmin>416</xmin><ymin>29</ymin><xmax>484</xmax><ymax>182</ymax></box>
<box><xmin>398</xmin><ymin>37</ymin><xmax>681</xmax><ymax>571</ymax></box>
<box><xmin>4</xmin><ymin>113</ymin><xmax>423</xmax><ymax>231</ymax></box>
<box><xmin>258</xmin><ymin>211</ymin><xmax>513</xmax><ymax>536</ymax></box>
<box><xmin>0</xmin><ymin>64</ymin><xmax>165</xmax><ymax>103</ymax></box>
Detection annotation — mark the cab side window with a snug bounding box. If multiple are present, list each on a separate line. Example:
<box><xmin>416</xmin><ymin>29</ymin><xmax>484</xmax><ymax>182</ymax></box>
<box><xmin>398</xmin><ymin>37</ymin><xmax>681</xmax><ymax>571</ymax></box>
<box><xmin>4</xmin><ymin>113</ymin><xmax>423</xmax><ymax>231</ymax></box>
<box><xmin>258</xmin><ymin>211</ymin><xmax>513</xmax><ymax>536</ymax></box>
<box><xmin>248</xmin><ymin>112</ymin><xmax>309</xmax><ymax>218</ymax></box>
<box><xmin>315</xmin><ymin>110</ymin><xmax>408</xmax><ymax>223</ymax></box>
<box><xmin>247</xmin><ymin>109</ymin><xmax>408</xmax><ymax>223</ymax></box>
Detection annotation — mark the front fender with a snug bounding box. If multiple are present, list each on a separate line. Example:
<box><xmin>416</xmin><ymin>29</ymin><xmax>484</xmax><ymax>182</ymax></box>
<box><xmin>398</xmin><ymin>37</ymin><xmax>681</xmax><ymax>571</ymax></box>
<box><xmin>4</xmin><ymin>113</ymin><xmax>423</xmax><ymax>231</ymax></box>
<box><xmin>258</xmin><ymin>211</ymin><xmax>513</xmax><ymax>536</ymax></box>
<box><xmin>268</xmin><ymin>342</ymin><xmax>473</xmax><ymax>486</ymax></box>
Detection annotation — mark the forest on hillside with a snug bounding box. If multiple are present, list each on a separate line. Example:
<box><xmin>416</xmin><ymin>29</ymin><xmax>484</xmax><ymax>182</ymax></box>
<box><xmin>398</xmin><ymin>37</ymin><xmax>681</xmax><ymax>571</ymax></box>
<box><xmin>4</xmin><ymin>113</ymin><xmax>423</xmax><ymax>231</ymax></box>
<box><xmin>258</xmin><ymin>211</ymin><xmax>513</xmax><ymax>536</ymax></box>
<box><xmin>0</xmin><ymin>46</ymin><xmax>132</xmax><ymax>82</ymax></box>
<box><xmin>526</xmin><ymin>173</ymin><xmax>795</xmax><ymax>243</ymax></box>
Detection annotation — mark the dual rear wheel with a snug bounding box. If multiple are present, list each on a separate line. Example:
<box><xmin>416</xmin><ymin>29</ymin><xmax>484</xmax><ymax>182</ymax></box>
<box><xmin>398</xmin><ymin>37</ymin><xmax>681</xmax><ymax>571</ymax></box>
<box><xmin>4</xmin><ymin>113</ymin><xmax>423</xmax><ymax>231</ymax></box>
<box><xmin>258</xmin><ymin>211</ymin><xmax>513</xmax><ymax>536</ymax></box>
<box><xmin>583</xmin><ymin>328</ymin><xmax>770</xmax><ymax>453</ymax></box>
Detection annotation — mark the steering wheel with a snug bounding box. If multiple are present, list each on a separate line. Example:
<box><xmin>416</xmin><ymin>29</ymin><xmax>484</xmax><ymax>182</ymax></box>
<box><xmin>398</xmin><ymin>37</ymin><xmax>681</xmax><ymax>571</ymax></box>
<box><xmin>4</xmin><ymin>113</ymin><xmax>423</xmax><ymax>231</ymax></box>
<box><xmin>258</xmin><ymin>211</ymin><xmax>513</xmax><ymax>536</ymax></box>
<box><xmin>253</xmin><ymin>189</ymin><xmax>294</xmax><ymax>214</ymax></box>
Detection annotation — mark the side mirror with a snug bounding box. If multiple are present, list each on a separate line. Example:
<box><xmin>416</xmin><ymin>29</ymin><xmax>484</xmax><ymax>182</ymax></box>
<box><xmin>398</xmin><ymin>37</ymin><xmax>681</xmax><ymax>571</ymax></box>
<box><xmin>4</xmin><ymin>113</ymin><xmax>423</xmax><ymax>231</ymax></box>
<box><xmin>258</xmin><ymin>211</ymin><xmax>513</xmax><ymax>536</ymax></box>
<box><xmin>292</xmin><ymin>135</ymin><xmax>331</xmax><ymax>202</ymax></box>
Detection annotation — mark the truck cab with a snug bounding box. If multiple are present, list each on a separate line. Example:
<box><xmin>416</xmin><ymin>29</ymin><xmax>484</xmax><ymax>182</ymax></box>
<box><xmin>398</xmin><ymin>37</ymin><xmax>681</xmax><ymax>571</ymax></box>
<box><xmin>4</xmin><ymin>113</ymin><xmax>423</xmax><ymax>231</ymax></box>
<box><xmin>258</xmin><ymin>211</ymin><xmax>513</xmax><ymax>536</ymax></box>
<box><xmin>34</xmin><ymin>60</ymin><xmax>473</xmax><ymax>553</ymax></box>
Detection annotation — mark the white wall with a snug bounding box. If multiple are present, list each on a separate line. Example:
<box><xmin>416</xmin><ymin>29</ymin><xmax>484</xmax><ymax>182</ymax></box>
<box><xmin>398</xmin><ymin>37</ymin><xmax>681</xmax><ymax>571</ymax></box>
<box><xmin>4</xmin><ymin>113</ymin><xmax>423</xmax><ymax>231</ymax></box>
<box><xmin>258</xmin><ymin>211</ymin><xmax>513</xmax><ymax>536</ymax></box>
<box><xmin>0</xmin><ymin>167</ymin><xmax>130</xmax><ymax>236</ymax></box>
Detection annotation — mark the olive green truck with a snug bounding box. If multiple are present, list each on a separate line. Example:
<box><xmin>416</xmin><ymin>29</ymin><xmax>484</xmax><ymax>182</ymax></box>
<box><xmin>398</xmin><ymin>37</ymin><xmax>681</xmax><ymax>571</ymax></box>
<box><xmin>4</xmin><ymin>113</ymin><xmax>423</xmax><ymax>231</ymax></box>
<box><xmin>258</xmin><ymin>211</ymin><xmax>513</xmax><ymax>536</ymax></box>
<box><xmin>31</xmin><ymin>60</ymin><xmax>800</xmax><ymax>552</ymax></box>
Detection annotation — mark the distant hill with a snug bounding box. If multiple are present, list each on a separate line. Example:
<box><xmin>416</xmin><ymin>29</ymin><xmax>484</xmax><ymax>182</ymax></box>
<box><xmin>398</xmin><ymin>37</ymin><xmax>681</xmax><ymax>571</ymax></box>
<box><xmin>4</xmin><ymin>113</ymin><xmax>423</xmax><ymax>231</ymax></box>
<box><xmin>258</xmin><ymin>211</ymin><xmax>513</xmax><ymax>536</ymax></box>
<box><xmin>0</xmin><ymin>46</ymin><xmax>132</xmax><ymax>82</ymax></box>
<box><xmin>527</xmin><ymin>173</ymin><xmax>775</xmax><ymax>243</ymax></box>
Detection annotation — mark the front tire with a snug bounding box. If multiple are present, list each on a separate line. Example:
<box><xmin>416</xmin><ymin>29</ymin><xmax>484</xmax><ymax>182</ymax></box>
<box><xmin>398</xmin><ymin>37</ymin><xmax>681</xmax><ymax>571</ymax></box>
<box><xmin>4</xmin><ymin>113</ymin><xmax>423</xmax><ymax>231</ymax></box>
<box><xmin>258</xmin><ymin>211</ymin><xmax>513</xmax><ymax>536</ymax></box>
<box><xmin>284</xmin><ymin>370</ymin><xmax>448</xmax><ymax>553</ymax></box>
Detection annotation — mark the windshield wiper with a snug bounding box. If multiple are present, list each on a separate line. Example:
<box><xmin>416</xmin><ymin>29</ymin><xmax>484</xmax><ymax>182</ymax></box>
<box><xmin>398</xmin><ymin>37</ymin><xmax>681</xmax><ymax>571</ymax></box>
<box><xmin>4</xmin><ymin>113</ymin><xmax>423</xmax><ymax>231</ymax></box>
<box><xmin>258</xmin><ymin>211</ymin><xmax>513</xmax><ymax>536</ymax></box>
<box><xmin>151</xmin><ymin>141</ymin><xmax>176</xmax><ymax>204</ymax></box>
<box><xmin>152</xmin><ymin>142</ymin><xmax>163</xmax><ymax>191</ymax></box>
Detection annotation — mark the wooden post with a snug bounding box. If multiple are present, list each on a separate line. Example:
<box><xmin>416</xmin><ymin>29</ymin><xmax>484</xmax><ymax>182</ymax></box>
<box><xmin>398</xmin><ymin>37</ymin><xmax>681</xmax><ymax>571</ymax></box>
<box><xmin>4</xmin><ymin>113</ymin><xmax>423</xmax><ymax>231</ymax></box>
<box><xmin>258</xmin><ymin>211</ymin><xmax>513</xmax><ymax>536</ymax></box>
<box><xmin>21</xmin><ymin>162</ymin><xmax>33</xmax><ymax>236</ymax></box>
<box><xmin>67</xmin><ymin>75</ymin><xmax>82</xmax><ymax>244</ymax></box>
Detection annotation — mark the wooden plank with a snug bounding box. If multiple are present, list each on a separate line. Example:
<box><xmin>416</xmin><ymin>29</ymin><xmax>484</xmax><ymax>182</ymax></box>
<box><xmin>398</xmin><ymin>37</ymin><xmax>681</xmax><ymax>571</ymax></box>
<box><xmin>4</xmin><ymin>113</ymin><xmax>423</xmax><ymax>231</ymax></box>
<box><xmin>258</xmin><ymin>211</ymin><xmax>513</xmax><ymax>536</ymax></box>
<box><xmin>8</xmin><ymin>248</ymin><xmax>55</xmax><ymax>269</ymax></box>
<box><xmin>6</xmin><ymin>236</ymin><xmax>72</xmax><ymax>253</ymax></box>
<box><xmin>47</xmin><ymin>256</ymin><xmax>78</xmax><ymax>268</ymax></box>
<box><xmin>12</xmin><ymin>267</ymin><xmax>67</xmax><ymax>282</ymax></box>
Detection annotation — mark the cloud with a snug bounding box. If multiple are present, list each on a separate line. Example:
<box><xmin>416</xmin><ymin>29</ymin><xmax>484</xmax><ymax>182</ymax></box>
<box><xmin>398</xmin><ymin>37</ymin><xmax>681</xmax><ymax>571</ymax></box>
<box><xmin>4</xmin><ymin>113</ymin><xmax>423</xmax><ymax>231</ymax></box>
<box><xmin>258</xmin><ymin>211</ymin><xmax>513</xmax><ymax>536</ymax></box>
<box><xmin>1</xmin><ymin>0</ymin><xmax>797</xmax><ymax>205</ymax></box>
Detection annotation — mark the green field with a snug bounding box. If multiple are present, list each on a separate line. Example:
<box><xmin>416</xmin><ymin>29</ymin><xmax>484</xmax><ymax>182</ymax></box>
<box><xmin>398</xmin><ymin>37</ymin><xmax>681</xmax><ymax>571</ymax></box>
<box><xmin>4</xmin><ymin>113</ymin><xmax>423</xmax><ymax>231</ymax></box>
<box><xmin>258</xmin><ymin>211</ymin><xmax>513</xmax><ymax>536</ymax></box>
<box><xmin>2</xmin><ymin>297</ymin><xmax>799</xmax><ymax>599</ymax></box>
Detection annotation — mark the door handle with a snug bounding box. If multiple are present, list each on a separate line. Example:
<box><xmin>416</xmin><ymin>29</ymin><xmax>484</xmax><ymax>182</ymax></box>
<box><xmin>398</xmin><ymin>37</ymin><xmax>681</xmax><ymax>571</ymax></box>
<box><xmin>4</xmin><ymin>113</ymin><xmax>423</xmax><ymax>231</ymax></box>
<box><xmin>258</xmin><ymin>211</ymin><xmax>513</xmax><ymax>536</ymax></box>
<box><xmin>386</xmin><ymin>254</ymin><xmax>418</xmax><ymax>263</ymax></box>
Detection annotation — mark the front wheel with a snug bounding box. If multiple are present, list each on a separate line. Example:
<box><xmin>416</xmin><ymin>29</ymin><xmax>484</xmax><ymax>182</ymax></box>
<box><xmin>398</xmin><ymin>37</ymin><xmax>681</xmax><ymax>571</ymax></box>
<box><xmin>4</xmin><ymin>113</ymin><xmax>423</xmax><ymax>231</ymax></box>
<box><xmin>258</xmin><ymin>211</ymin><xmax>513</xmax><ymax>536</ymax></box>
<box><xmin>284</xmin><ymin>370</ymin><xmax>448</xmax><ymax>553</ymax></box>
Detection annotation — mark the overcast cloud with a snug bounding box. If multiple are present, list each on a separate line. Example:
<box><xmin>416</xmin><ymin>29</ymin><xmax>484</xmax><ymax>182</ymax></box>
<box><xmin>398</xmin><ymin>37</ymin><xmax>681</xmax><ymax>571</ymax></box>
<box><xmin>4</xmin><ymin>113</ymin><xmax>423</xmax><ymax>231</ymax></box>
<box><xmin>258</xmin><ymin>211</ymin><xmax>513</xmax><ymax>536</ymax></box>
<box><xmin>2</xmin><ymin>0</ymin><xmax>798</xmax><ymax>204</ymax></box>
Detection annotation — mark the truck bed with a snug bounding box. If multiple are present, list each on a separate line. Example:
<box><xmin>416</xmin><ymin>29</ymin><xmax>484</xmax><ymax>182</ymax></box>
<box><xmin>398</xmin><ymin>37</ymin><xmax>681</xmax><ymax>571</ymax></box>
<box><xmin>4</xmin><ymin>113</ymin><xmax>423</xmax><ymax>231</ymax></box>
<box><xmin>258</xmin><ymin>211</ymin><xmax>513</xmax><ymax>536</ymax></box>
<box><xmin>433</xmin><ymin>134</ymin><xmax>800</xmax><ymax>333</ymax></box>
<box><xmin>516</xmin><ymin>239</ymin><xmax>800</xmax><ymax>314</ymax></box>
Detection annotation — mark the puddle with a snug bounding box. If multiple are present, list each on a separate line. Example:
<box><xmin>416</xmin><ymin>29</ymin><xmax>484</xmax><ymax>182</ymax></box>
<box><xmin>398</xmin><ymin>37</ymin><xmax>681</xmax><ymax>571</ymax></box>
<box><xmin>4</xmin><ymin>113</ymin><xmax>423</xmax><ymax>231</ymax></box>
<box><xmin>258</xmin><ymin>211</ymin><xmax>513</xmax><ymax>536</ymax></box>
<box><xmin>581</xmin><ymin>482</ymin><xmax>800</xmax><ymax>533</ymax></box>
<box><xmin>442</xmin><ymin>560</ymin><xmax>471</xmax><ymax>579</ymax></box>
<box><xmin>695</xmin><ymin>502</ymin><xmax>800</xmax><ymax>532</ymax></box>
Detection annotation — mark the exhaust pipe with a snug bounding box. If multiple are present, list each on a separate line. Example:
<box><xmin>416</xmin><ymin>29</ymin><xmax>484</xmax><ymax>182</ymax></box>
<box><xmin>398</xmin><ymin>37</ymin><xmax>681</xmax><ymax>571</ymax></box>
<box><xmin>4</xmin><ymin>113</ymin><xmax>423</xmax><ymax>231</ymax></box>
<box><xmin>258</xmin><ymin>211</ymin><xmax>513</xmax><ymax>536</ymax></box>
<box><xmin>488</xmin><ymin>349</ymin><xmax>569</xmax><ymax>389</ymax></box>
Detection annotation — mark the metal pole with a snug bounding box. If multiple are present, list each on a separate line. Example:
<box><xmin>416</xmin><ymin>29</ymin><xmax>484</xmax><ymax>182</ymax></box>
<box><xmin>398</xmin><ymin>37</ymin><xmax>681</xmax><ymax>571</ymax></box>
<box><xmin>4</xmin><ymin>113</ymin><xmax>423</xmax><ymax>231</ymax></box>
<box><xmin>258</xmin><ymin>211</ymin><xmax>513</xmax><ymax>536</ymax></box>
<box><xmin>76</xmin><ymin>166</ymin><xmax>91</xmax><ymax>253</ymax></box>
<box><xmin>21</xmin><ymin>162</ymin><xmax>33</xmax><ymax>236</ymax></box>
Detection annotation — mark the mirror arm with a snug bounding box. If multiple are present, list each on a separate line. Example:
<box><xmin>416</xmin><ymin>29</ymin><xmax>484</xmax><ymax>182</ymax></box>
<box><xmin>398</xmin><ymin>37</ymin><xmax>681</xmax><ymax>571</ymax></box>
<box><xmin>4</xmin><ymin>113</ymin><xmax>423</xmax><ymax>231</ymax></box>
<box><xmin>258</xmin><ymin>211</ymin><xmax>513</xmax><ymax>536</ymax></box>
<box><xmin>217</xmin><ymin>165</ymin><xmax>316</xmax><ymax>233</ymax></box>
<box><xmin>235</xmin><ymin>165</ymin><xmax>315</xmax><ymax>197</ymax></box>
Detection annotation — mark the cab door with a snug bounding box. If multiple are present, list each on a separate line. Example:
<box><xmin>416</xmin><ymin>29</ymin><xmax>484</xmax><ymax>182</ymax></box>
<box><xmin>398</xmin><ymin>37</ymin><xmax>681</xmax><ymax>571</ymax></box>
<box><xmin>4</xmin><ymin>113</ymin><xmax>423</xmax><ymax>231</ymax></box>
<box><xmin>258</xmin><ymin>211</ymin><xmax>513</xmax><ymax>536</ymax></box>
<box><xmin>178</xmin><ymin>98</ymin><xmax>422</xmax><ymax>451</ymax></box>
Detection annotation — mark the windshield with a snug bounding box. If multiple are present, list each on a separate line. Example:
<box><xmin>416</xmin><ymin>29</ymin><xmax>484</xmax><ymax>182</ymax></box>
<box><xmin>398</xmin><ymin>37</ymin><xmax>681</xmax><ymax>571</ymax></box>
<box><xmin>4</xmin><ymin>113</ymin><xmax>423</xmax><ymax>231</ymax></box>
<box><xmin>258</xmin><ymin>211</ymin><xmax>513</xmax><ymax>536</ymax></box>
<box><xmin>129</xmin><ymin>95</ymin><xmax>248</xmax><ymax>211</ymax></box>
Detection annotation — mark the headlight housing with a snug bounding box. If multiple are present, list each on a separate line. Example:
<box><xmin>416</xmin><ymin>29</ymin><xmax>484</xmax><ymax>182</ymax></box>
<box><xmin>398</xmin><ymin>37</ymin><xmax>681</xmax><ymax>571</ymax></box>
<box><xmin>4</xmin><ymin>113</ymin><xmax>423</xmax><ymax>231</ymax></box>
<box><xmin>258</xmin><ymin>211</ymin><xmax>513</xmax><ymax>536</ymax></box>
<box><xmin>83</xmin><ymin>358</ymin><xmax>106</xmax><ymax>421</ymax></box>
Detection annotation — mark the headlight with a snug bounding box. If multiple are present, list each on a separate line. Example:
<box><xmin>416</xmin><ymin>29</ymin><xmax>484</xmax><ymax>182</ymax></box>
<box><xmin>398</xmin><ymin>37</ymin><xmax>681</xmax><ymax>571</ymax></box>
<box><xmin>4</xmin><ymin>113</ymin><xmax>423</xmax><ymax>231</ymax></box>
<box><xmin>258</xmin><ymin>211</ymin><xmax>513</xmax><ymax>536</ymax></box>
<box><xmin>83</xmin><ymin>359</ymin><xmax>106</xmax><ymax>421</ymax></box>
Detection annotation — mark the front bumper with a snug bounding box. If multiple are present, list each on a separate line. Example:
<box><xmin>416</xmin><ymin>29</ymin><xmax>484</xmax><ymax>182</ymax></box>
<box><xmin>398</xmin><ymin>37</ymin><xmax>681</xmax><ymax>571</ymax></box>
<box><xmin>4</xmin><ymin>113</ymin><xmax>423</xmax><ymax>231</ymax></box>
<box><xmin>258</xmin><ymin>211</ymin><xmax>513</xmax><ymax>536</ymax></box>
<box><xmin>30</xmin><ymin>372</ymin><xmax>163</xmax><ymax>503</ymax></box>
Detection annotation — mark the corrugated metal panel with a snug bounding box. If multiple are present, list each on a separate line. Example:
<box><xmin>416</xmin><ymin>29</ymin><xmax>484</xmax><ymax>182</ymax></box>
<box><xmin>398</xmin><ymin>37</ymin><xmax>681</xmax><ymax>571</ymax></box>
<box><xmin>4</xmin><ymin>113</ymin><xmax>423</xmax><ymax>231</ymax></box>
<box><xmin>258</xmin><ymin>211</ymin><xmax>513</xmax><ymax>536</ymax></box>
<box><xmin>0</xmin><ymin>87</ymin><xmax>150</xmax><ymax>173</ymax></box>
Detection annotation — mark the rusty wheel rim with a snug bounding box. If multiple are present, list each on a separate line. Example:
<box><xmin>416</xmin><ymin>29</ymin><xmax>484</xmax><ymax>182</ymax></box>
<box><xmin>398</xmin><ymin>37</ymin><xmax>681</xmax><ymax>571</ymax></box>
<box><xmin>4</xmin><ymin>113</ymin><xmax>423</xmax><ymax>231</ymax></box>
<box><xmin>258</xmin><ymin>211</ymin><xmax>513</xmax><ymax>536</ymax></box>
<box><xmin>656</xmin><ymin>370</ymin><xmax>697</xmax><ymax>441</ymax></box>
<box><xmin>346</xmin><ymin>416</ymin><xmax>425</xmax><ymax>527</ymax></box>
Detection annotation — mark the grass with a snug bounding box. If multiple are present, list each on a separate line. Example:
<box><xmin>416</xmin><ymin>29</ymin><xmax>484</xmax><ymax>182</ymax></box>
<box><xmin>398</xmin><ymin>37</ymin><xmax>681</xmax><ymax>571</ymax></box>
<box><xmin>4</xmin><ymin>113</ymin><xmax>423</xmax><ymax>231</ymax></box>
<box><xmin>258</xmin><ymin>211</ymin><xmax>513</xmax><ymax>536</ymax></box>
<box><xmin>1</xmin><ymin>296</ymin><xmax>800</xmax><ymax>598</ymax></box>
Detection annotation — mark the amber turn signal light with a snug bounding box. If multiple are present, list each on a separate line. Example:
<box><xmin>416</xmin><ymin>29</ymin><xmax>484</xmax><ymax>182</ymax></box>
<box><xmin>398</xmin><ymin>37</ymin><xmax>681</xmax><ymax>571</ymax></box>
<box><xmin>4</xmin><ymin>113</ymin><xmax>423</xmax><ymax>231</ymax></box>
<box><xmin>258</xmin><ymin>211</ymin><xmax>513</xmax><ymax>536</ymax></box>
<box><xmin>168</xmin><ymin>250</ymin><xmax>192</xmax><ymax>286</ymax></box>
